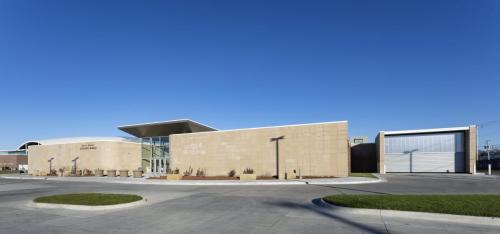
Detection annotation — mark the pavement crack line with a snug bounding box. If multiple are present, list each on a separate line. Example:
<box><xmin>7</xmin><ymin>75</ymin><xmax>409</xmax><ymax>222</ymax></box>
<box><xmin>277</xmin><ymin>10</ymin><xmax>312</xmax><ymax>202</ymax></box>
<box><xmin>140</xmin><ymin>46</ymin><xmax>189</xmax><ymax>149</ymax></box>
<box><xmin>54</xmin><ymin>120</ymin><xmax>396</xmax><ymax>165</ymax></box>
<box><xmin>379</xmin><ymin>209</ymin><xmax>390</xmax><ymax>234</ymax></box>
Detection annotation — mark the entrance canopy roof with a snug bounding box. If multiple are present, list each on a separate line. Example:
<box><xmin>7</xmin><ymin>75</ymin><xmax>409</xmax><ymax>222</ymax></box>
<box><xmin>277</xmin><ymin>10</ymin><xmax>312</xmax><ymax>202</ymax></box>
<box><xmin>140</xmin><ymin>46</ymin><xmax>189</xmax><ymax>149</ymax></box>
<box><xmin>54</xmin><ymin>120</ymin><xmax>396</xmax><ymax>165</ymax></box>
<box><xmin>118</xmin><ymin>119</ymin><xmax>217</xmax><ymax>138</ymax></box>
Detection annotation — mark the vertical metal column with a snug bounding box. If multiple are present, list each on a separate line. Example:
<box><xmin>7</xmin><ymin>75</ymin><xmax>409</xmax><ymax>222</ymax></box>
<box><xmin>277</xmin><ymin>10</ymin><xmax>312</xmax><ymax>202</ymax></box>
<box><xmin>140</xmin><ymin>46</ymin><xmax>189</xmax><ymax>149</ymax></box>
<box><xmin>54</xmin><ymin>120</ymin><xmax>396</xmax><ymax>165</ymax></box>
<box><xmin>160</xmin><ymin>136</ymin><xmax>164</xmax><ymax>174</ymax></box>
<box><xmin>149</xmin><ymin>137</ymin><xmax>153</xmax><ymax>175</ymax></box>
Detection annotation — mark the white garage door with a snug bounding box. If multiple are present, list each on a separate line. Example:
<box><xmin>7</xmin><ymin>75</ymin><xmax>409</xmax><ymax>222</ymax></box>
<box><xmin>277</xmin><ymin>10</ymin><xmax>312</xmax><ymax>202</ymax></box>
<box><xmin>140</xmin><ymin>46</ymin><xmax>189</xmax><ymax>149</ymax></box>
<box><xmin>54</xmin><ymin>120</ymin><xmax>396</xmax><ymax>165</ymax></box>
<box><xmin>385</xmin><ymin>132</ymin><xmax>465</xmax><ymax>173</ymax></box>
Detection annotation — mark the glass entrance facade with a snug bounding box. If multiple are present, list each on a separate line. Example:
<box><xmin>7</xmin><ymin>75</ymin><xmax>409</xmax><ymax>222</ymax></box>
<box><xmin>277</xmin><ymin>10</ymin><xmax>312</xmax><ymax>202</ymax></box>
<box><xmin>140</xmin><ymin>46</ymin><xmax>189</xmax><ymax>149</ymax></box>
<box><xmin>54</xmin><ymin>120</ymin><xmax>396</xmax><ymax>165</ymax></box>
<box><xmin>141</xmin><ymin>136</ymin><xmax>169</xmax><ymax>175</ymax></box>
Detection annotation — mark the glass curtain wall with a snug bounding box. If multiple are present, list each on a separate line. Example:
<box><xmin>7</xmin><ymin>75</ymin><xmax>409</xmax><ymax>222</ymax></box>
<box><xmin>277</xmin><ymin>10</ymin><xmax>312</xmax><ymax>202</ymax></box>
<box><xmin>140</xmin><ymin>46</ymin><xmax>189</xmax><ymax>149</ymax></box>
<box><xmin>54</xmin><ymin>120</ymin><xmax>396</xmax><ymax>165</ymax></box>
<box><xmin>141</xmin><ymin>136</ymin><xmax>169</xmax><ymax>175</ymax></box>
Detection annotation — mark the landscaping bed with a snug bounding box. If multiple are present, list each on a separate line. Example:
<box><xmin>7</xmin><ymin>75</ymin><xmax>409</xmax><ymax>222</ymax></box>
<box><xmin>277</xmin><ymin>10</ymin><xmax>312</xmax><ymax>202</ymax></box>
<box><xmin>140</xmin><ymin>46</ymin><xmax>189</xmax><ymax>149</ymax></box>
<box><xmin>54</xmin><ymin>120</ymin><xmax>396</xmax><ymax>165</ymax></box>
<box><xmin>148</xmin><ymin>176</ymin><xmax>238</xmax><ymax>180</ymax></box>
<box><xmin>323</xmin><ymin>194</ymin><xmax>500</xmax><ymax>217</ymax></box>
<box><xmin>182</xmin><ymin>176</ymin><xmax>238</xmax><ymax>180</ymax></box>
<box><xmin>34</xmin><ymin>193</ymin><xmax>142</xmax><ymax>206</ymax></box>
<box><xmin>256</xmin><ymin>176</ymin><xmax>276</xmax><ymax>180</ymax></box>
<box><xmin>148</xmin><ymin>176</ymin><xmax>168</xmax><ymax>179</ymax></box>
<box><xmin>148</xmin><ymin>175</ymin><xmax>277</xmax><ymax>180</ymax></box>
<box><xmin>302</xmin><ymin>176</ymin><xmax>337</xmax><ymax>179</ymax></box>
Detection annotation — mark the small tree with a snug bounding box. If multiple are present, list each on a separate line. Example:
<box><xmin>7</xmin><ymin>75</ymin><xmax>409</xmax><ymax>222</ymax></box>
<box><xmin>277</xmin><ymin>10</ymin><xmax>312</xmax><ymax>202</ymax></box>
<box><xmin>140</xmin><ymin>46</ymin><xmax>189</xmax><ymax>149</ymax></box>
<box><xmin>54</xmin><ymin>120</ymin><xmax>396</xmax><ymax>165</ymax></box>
<box><xmin>183</xmin><ymin>166</ymin><xmax>193</xmax><ymax>176</ymax></box>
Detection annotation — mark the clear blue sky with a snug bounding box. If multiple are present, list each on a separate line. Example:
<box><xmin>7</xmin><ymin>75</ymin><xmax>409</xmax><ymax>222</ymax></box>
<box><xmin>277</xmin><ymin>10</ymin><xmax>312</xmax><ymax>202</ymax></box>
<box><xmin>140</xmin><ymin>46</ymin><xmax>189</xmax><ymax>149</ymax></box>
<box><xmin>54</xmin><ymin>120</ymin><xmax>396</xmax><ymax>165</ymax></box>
<box><xmin>1</xmin><ymin>0</ymin><xmax>499</xmax><ymax>149</ymax></box>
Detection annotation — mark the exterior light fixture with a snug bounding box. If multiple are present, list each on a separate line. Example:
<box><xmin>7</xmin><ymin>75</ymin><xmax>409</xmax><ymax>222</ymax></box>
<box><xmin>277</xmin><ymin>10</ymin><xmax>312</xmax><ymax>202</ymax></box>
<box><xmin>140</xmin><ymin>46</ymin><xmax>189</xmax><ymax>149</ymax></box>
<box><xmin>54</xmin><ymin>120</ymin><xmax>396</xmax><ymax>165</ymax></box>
<box><xmin>72</xmin><ymin>157</ymin><xmax>79</xmax><ymax>175</ymax></box>
<box><xmin>48</xmin><ymin>157</ymin><xmax>54</xmax><ymax>174</ymax></box>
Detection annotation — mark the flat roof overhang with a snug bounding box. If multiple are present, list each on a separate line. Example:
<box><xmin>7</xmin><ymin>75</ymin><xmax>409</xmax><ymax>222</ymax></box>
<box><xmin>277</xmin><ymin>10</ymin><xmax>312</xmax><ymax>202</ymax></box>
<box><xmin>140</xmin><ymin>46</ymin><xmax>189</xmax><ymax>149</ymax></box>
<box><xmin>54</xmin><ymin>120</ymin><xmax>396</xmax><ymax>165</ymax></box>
<box><xmin>382</xmin><ymin>126</ymin><xmax>470</xmax><ymax>136</ymax></box>
<box><xmin>118</xmin><ymin>119</ymin><xmax>217</xmax><ymax>138</ymax></box>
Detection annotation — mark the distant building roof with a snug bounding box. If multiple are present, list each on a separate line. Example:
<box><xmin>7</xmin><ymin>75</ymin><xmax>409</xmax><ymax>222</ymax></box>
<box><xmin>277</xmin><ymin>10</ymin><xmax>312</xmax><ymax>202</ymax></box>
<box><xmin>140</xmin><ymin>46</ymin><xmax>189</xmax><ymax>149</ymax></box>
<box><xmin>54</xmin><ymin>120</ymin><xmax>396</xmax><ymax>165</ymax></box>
<box><xmin>350</xmin><ymin>136</ymin><xmax>369</xmax><ymax>145</ymax></box>
<box><xmin>117</xmin><ymin>119</ymin><xmax>217</xmax><ymax>138</ymax></box>
<box><xmin>0</xmin><ymin>150</ymin><xmax>27</xmax><ymax>156</ymax></box>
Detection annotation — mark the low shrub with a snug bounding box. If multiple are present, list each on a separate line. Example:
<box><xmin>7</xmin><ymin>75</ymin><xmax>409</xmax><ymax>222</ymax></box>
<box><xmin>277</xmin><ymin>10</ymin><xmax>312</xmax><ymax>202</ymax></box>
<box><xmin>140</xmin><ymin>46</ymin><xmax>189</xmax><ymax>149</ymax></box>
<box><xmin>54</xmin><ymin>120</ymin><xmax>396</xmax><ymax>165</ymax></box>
<box><xmin>196</xmin><ymin>168</ymin><xmax>206</xmax><ymax>177</ymax></box>
<box><xmin>243</xmin><ymin>168</ymin><xmax>254</xmax><ymax>174</ymax></box>
<box><xmin>82</xmin><ymin>168</ymin><xmax>93</xmax><ymax>176</ymax></box>
<box><xmin>228</xmin><ymin>169</ymin><xmax>236</xmax><ymax>177</ymax></box>
<box><xmin>168</xmin><ymin>168</ymin><xmax>180</xmax><ymax>174</ymax></box>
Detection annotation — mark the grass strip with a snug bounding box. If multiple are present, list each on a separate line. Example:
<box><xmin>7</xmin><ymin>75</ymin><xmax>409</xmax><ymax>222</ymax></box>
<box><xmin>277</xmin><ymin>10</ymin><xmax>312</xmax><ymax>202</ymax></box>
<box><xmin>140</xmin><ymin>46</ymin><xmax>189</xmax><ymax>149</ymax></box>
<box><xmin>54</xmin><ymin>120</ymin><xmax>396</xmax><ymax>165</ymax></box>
<box><xmin>324</xmin><ymin>194</ymin><xmax>500</xmax><ymax>217</ymax></box>
<box><xmin>34</xmin><ymin>193</ymin><xmax>142</xmax><ymax>206</ymax></box>
<box><xmin>348</xmin><ymin>173</ymin><xmax>377</xmax><ymax>178</ymax></box>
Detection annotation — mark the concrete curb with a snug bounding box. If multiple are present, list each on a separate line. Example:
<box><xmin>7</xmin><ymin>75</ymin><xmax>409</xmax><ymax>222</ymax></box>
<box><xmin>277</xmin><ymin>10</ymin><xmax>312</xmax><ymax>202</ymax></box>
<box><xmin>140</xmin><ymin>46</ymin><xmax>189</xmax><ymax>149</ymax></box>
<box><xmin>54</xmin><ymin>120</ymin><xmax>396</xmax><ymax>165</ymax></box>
<box><xmin>113</xmin><ymin>180</ymin><xmax>306</xmax><ymax>186</ymax></box>
<box><xmin>1</xmin><ymin>175</ymin><xmax>383</xmax><ymax>186</ymax></box>
<box><xmin>27</xmin><ymin>199</ymin><xmax>147</xmax><ymax>211</ymax></box>
<box><xmin>319</xmin><ymin>198</ymin><xmax>500</xmax><ymax>226</ymax></box>
<box><xmin>373</xmin><ymin>173</ymin><xmax>387</xmax><ymax>182</ymax></box>
<box><xmin>302</xmin><ymin>178</ymin><xmax>383</xmax><ymax>185</ymax></box>
<box><xmin>1</xmin><ymin>176</ymin><xmax>48</xmax><ymax>180</ymax></box>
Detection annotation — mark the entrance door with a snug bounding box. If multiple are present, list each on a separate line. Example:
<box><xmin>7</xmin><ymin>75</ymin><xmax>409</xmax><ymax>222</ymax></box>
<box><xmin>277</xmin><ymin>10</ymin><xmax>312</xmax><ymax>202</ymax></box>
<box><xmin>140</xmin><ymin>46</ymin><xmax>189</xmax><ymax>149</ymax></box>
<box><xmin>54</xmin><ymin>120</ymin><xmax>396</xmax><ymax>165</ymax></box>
<box><xmin>142</xmin><ymin>136</ymin><xmax>169</xmax><ymax>175</ymax></box>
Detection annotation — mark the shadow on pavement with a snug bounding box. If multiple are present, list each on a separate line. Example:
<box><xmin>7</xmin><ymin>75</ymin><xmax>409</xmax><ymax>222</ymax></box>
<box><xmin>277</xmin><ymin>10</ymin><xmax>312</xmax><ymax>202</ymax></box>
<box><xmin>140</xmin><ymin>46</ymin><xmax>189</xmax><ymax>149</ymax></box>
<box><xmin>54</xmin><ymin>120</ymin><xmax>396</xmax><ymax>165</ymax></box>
<box><xmin>263</xmin><ymin>198</ymin><xmax>387</xmax><ymax>234</ymax></box>
<box><xmin>307</xmin><ymin>184</ymin><xmax>392</xmax><ymax>195</ymax></box>
<box><xmin>0</xmin><ymin>179</ymin><xmax>36</xmax><ymax>185</ymax></box>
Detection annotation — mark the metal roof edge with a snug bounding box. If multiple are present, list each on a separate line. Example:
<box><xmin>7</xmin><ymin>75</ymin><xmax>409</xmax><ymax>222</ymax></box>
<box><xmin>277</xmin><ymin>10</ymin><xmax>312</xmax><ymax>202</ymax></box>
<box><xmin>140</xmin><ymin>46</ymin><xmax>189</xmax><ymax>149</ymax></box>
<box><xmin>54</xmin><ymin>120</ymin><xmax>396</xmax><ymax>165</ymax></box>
<box><xmin>382</xmin><ymin>126</ymin><xmax>470</xmax><ymax>135</ymax></box>
<box><xmin>18</xmin><ymin>137</ymin><xmax>141</xmax><ymax>149</ymax></box>
<box><xmin>117</xmin><ymin>119</ymin><xmax>218</xmax><ymax>131</ymax></box>
<box><xmin>171</xmin><ymin>120</ymin><xmax>348</xmax><ymax>136</ymax></box>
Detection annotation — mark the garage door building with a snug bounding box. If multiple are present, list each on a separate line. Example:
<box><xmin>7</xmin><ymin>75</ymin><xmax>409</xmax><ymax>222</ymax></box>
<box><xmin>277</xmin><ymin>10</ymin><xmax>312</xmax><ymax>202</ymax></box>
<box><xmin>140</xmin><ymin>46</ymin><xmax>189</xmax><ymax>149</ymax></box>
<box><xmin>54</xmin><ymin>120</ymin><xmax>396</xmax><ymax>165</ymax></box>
<box><xmin>376</xmin><ymin>126</ymin><xmax>477</xmax><ymax>174</ymax></box>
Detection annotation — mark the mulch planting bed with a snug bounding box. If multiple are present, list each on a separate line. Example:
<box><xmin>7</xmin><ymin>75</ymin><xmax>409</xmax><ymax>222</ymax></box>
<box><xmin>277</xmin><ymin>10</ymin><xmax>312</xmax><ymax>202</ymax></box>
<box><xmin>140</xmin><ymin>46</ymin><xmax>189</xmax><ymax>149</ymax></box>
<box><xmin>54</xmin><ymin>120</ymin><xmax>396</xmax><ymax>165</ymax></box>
<box><xmin>147</xmin><ymin>175</ymin><xmax>278</xmax><ymax>180</ymax></box>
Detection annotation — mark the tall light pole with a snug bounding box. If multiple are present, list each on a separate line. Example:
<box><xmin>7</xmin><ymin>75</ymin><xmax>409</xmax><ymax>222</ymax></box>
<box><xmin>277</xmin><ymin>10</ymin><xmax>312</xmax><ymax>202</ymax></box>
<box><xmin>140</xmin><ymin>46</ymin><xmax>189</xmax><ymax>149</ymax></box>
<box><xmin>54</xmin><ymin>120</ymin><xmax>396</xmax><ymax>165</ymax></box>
<box><xmin>485</xmin><ymin>140</ymin><xmax>491</xmax><ymax>176</ymax></box>
<box><xmin>270</xmin><ymin>136</ymin><xmax>285</xmax><ymax>179</ymax></box>
<box><xmin>48</xmin><ymin>157</ymin><xmax>54</xmax><ymax>175</ymax></box>
<box><xmin>72</xmin><ymin>157</ymin><xmax>79</xmax><ymax>175</ymax></box>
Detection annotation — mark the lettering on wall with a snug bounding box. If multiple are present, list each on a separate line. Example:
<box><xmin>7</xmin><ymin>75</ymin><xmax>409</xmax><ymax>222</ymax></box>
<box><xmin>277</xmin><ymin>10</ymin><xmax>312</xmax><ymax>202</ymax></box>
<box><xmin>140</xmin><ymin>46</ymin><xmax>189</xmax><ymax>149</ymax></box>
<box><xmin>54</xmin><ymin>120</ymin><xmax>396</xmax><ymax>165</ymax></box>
<box><xmin>183</xmin><ymin>143</ymin><xmax>205</xmax><ymax>155</ymax></box>
<box><xmin>80</xmin><ymin>144</ymin><xmax>97</xmax><ymax>150</ymax></box>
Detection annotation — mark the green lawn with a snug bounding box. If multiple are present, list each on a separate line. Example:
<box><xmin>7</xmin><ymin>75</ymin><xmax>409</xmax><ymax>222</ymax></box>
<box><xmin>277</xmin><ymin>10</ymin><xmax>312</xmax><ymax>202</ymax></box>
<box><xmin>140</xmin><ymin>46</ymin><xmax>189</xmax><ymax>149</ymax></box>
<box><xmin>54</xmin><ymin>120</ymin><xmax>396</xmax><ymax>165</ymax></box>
<box><xmin>324</xmin><ymin>194</ymin><xmax>500</xmax><ymax>217</ymax></box>
<box><xmin>348</xmin><ymin>173</ymin><xmax>377</xmax><ymax>178</ymax></box>
<box><xmin>34</xmin><ymin>193</ymin><xmax>142</xmax><ymax>206</ymax></box>
<box><xmin>0</xmin><ymin>170</ymin><xmax>20</xmax><ymax>174</ymax></box>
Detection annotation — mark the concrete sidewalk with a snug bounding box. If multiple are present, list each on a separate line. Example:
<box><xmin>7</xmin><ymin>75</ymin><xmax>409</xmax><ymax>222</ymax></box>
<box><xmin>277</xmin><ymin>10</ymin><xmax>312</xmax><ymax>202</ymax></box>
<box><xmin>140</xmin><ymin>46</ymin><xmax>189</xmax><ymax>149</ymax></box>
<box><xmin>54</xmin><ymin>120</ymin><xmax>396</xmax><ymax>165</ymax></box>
<box><xmin>0</xmin><ymin>174</ymin><xmax>382</xmax><ymax>186</ymax></box>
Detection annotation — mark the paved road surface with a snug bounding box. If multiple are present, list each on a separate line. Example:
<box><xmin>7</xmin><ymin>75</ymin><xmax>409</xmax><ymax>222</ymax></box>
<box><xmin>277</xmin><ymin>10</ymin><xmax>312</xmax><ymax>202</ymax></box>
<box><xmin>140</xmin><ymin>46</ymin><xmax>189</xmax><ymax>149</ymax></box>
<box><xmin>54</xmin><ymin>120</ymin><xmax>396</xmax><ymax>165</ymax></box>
<box><xmin>0</xmin><ymin>174</ymin><xmax>499</xmax><ymax>234</ymax></box>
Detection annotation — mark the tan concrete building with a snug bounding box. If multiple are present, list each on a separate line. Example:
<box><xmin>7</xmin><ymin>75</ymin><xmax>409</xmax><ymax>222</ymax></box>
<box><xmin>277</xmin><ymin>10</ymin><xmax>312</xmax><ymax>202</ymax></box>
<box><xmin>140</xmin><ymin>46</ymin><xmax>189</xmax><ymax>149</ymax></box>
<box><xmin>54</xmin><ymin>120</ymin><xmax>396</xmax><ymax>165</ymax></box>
<box><xmin>170</xmin><ymin>121</ymin><xmax>349</xmax><ymax>178</ymax></box>
<box><xmin>25</xmin><ymin>120</ymin><xmax>349</xmax><ymax>177</ymax></box>
<box><xmin>376</xmin><ymin>126</ymin><xmax>477</xmax><ymax>174</ymax></box>
<box><xmin>118</xmin><ymin>119</ymin><xmax>349</xmax><ymax>178</ymax></box>
<box><xmin>26</xmin><ymin>119</ymin><xmax>479</xmax><ymax>178</ymax></box>
<box><xmin>27</xmin><ymin>137</ymin><xmax>142</xmax><ymax>176</ymax></box>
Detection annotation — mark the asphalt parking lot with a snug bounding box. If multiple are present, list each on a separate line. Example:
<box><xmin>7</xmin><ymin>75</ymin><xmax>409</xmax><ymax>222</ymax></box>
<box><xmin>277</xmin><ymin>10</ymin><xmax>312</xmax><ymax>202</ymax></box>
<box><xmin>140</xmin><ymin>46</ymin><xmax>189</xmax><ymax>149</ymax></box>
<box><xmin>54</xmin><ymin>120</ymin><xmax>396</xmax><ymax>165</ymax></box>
<box><xmin>0</xmin><ymin>174</ymin><xmax>499</xmax><ymax>234</ymax></box>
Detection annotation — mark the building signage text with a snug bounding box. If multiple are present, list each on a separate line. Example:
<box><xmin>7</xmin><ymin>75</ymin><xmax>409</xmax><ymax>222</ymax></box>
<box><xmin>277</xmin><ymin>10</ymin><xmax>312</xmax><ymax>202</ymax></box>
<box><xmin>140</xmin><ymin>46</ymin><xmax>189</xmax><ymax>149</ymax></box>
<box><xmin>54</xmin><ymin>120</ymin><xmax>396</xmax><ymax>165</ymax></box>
<box><xmin>80</xmin><ymin>144</ymin><xmax>97</xmax><ymax>150</ymax></box>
